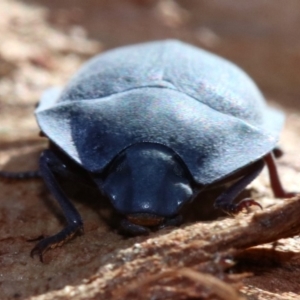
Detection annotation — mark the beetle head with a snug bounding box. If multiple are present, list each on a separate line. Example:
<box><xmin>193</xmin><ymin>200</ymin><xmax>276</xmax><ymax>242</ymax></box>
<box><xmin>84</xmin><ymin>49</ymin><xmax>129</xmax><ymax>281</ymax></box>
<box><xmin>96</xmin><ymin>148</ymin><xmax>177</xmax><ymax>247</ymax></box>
<box><xmin>96</xmin><ymin>143</ymin><xmax>193</xmax><ymax>232</ymax></box>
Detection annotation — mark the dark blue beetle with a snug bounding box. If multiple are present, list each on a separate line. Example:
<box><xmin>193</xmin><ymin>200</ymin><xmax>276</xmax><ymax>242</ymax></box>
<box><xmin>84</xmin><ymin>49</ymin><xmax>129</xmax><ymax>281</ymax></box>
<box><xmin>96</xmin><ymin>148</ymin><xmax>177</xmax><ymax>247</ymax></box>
<box><xmin>0</xmin><ymin>40</ymin><xmax>294</xmax><ymax>260</ymax></box>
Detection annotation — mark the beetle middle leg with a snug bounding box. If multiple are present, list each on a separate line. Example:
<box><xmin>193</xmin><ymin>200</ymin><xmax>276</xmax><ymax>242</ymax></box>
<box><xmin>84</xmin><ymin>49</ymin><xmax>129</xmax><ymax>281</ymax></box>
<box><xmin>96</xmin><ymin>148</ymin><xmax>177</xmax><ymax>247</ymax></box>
<box><xmin>214</xmin><ymin>160</ymin><xmax>264</xmax><ymax>215</ymax></box>
<box><xmin>264</xmin><ymin>152</ymin><xmax>296</xmax><ymax>198</ymax></box>
<box><xmin>30</xmin><ymin>149</ymin><xmax>84</xmax><ymax>262</ymax></box>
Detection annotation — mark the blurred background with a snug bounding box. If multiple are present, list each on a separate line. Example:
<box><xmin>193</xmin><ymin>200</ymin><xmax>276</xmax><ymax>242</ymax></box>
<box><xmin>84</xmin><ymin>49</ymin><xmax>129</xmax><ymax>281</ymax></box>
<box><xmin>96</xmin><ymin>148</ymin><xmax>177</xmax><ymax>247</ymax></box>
<box><xmin>34</xmin><ymin>0</ymin><xmax>300</xmax><ymax>106</ymax></box>
<box><xmin>25</xmin><ymin>0</ymin><xmax>300</xmax><ymax>103</ymax></box>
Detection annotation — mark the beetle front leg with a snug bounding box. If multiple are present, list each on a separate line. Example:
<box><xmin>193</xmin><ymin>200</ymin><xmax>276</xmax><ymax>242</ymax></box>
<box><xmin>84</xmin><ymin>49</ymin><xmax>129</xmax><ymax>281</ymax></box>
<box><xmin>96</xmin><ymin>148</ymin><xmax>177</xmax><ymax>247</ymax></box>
<box><xmin>31</xmin><ymin>149</ymin><xmax>83</xmax><ymax>262</ymax></box>
<box><xmin>0</xmin><ymin>170</ymin><xmax>41</xmax><ymax>180</ymax></box>
<box><xmin>214</xmin><ymin>160</ymin><xmax>264</xmax><ymax>215</ymax></box>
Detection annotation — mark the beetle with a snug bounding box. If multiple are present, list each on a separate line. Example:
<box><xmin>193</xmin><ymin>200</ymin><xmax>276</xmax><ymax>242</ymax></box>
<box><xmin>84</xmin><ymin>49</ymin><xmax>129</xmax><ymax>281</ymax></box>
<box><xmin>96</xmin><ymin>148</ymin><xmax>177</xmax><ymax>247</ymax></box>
<box><xmin>0</xmin><ymin>40</ymin><xmax>295</xmax><ymax>261</ymax></box>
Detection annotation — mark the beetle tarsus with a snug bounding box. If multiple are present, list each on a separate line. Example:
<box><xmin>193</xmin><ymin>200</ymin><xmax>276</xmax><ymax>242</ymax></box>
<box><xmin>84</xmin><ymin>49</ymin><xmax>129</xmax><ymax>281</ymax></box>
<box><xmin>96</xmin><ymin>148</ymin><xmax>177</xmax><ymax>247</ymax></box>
<box><xmin>30</xmin><ymin>223</ymin><xmax>84</xmax><ymax>262</ymax></box>
<box><xmin>214</xmin><ymin>159</ymin><xmax>265</xmax><ymax>214</ymax></box>
<box><xmin>221</xmin><ymin>198</ymin><xmax>263</xmax><ymax>216</ymax></box>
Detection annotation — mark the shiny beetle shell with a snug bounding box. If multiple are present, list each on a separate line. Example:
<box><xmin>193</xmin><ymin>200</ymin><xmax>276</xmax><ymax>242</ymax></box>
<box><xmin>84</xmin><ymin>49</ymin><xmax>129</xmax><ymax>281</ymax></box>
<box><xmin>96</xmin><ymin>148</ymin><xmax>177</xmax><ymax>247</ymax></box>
<box><xmin>36</xmin><ymin>40</ymin><xmax>284</xmax><ymax>186</ymax></box>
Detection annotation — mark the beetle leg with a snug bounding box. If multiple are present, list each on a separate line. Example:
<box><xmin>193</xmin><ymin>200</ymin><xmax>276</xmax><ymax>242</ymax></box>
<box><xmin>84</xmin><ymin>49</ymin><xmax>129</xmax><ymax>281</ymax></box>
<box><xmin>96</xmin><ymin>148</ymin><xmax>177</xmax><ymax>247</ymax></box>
<box><xmin>30</xmin><ymin>149</ymin><xmax>83</xmax><ymax>262</ymax></box>
<box><xmin>214</xmin><ymin>159</ymin><xmax>264</xmax><ymax>215</ymax></box>
<box><xmin>273</xmin><ymin>147</ymin><xmax>284</xmax><ymax>158</ymax></box>
<box><xmin>0</xmin><ymin>170</ymin><xmax>41</xmax><ymax>180</ymax></box>
<box><xmin>264</xmin><ymin>152</ymin><xmax>296</xmax><ymax>198</ymax></box>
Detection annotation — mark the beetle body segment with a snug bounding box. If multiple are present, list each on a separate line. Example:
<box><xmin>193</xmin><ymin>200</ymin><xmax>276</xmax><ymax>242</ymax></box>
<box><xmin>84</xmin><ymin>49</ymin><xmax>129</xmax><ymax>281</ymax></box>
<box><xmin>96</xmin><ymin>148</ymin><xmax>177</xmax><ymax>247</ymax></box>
<box><xmin>36</xmin><ymin>40</ymin><xmax>284</xmax><ymax>186</ymax></box>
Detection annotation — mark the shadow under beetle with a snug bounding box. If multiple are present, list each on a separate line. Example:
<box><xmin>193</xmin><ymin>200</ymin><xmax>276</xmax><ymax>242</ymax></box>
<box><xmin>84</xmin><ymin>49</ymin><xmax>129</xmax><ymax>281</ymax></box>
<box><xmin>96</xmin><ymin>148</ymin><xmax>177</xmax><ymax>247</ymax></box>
<box><xmin>0</xmin><ymin>40</ymin><xmax>296</xmax><ymax>261</ymax></box>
